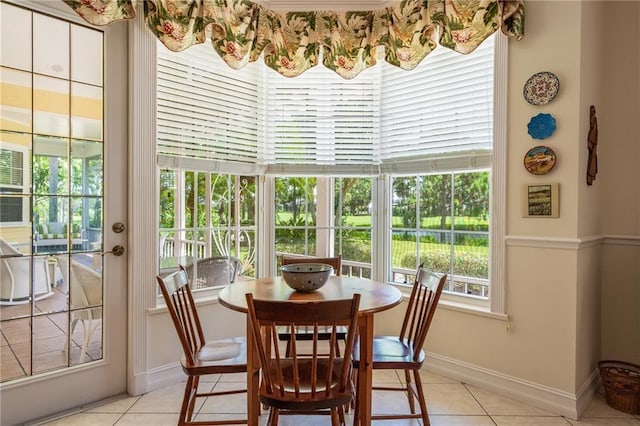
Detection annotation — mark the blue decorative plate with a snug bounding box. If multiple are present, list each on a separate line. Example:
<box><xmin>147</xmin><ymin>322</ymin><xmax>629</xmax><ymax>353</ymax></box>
<box><xmin>523</xmin><ymin>71</ymin><xmax>560</xmax><ymax>105</ymax></box>
<box><xmin>527</xmin><ymin>113</ymin><xmax>556</xmax><ymax>140</ymax></box>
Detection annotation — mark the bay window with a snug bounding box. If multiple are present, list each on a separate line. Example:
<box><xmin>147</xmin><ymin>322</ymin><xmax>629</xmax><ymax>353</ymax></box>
<box><xmin>156</xmin><ymin>32</ymin><xmax>505</xmax><ymax>311</ymax></box>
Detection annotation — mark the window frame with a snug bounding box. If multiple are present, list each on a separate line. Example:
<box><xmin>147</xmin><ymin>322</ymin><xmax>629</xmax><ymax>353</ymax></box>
<box><xmin>157</xmin><ymin>169</ymin><xmax>259</xmax><ymax>295</ymax></box>
<box><xmin>385</xmin><ymin>170</ymin><xmax>491</xmax><ymax>307</ymax></box>
<box><xmin>271</xmin><ymin>176</ymin><xmax>376</xmax><ymax>279</ymax></box>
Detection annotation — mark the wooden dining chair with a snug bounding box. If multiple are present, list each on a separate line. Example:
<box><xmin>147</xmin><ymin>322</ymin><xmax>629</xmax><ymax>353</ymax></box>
<box><xmin>279</xmin><ymin>255</ymin><xmax>345</xmax><ymax>356</ymax></box>
<box><xmin>352</xmin><ymin>265</ymin><xmax>447</xmax><ymax>425</ymax></box>
<box><xmin>156</xmin><ymin>266</ymin><xmax>247</xmax><ymax>425</ymax></box>
<box><xmin>246</xmin><ymin>293</ymin><xmax>360</xmax><ymax>426</ymax></box>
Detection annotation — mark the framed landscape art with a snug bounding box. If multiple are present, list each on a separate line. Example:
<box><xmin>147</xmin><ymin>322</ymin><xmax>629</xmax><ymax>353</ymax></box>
<box><xmin>522</xmin><ymin>183</ymin><xmax>559</xmax><ymax>218</ymax></box>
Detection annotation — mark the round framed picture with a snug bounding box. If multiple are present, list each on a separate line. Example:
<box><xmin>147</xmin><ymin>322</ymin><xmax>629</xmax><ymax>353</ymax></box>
<box><xmin>524</xmin><ymin>146</ymin><xmax>557</xmax><ymax>175</ymax></box>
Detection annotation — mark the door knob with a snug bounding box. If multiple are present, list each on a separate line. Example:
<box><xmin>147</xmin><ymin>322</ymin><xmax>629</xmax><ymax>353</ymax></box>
<box><xmin>103</xmin><ymin>245</ymin><xmax>125</xmax><ymax>256</ymax></box>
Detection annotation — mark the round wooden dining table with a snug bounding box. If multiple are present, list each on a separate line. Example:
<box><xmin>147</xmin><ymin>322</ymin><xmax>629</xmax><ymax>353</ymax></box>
<box><xmin>218</xmin><ymin>275</ymin><xmax>402</xmax><ymax>426</ymax></box>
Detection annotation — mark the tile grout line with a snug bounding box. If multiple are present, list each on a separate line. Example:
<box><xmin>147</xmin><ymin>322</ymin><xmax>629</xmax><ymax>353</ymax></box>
<box><xmin>111</xmin><ymin>394</ymin><xmax>144</xmax><ymax>425</ymax></box>
<box><xmin>0</xmin><ymin>325</ymin><xmax>29</xmax><ymax>378</ymax></box>
<box><xmin>462</xmin><ymin>382</ymin><xmax>498</xmax><ymax>425</ymax></box>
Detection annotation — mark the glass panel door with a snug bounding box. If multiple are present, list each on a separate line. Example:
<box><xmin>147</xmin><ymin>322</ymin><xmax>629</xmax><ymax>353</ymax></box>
<box><xmin>0</xmin><ymin>2</ymin><xmax>127</xmax><ymax>423</ymax></box>
<box><xmin>1</xmin><ymin>2</ymin><xmax>105</xmax><ymax>378</ymax></box>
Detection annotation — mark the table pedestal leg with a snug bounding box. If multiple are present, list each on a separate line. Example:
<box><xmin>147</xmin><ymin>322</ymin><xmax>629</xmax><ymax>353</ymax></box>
<box><xmin>357</xmin><ymin>314</ymin><xmax>374</xmax><ymax>426</ymax></box>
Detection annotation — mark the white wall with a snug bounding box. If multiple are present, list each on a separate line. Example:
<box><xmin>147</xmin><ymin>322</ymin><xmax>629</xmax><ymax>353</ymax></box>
<box><xmin>144</xmin><ymin>0</ymin><xmax>640</xmax><ymax>419</ymax></box>
<box><xmin>575</xmin><ymin>0</ymin><xmax>606</xmax><ymax>394</ymax></box>
<box><xmin>598</xmin><ymin>1</ymin><xmax>640</xmax><ymax>365</ymax></box>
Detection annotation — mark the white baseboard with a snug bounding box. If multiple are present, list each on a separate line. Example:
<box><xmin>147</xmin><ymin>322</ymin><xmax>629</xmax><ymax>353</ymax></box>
<box><xmin>133</xmin><ymin>354</ymin><xmax>602</xmax><ymax>421</ymax></box>
<box><xmin>129</xmin><ymin>362</ymin><xmax>183</xmax><ymax>396</ymax></box>
<box><xmin>575</xmin><ymin>368</ymin><xmax>602</xmax><ymax>417</ymax></box>
<box><xmin>425</xmin><ymin>352</ymin><xmax>601</xmax><ymax>420</ymax></box>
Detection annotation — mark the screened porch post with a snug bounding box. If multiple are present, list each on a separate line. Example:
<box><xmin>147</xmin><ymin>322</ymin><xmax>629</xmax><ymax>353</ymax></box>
<box><xmin>315</xmin><ymin>177</ymin><xmax>334</xmax><ymax>257</ymax></box>
<box><xmin>204</xmin><ymin>173</ymin><xmax>211</xmax><ymax>258</ymax></box>
<box><xmin>231</xmin><ymin>176</ymin><xmax>237</xmax><ymax>258</ymax></box>
<box><xmin>82</xmin><ymin>156</ymin><xmax>89</xmax><ymax>249</ymax></box>
<box><xmin>175</xmin><ymin>169</ymin><xmax>186</xmax><ymax>257</ymax></box>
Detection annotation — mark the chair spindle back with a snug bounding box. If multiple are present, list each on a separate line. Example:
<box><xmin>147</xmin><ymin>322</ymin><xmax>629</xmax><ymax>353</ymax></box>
<box><xmin>398</xmin><ymin>265</ymin><xmax>447</xmax><ymax>362</ymax></box>
<box><xmin>246</xmin><ymin>293</ymin><xmax>360</xmax><ymax>408</ymax></box>
<box><xmin>156</xmin><ymin>266</ymin><xmax>205</xmax><ymax>366</ymax></box>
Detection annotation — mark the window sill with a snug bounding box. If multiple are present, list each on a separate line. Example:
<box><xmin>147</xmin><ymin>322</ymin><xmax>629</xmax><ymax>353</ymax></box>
<box><xmin>438</xmin><ymin>299</ymin><xmax>509</xmax><ymax>321</ymax></box>
<box><xmin>392</xmin><ymin>283</ymin><xmax>509</xmax><ymax>322</ymax></box>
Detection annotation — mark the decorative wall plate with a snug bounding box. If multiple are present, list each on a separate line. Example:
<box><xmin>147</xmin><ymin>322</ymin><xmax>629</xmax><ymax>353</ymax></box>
<box><xmin>524</xmin><ymin>146</ymin><xmax>557</xmax><ymax>175</ymax></box>
<box><xmin>523</xmin><ymin>71</ymin><xmax>560</xmax><ymax>105</ymax></box>
<box><xmin>527</xmin><ymin>113</ymin><xmax>557</xmax><ymax>139</ymax></box>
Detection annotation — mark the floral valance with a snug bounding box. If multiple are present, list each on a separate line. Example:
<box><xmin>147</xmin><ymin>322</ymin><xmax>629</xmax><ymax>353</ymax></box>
<box><xmin>64</xmin><ymin>0</ymin><xmax>524</xmax><ymax>79</ymax></box>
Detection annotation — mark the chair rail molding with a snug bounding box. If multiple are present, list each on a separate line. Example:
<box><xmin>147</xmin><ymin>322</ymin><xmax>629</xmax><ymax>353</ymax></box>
<box><xmin>506</xmin><ymin>234</ymin><xmax>640</xmax><ymax>250</ymax></box>
<box><xmin>604</xmin><ymin>234</ymin><xmax>640</xmax><ymax>246</ymax></box>
<box><xmin>505</xmin><ymin>235</ymin><xmax>602</xmax><ymax>250</ymax></box>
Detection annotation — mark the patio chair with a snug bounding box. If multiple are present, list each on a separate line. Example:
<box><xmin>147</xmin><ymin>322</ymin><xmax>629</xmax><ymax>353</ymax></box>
<box><xmin>157</xmin><ymin>267</ymin><xmax>247</xmax><ymax>425</ymax></box>
<box><xmin>56</xmin><ymin>255</ymin><xmax>103</xmax><ymax>363</ymax></box>
<box><xmin>351</xmin><ymin>265</ymin><xmax>447</xmax><ymax>425</ymax></box>
<box><xmin>0</xmin><ymin>237</ymin><xmax>52</xmax><ymax>305</ymax></box>
<box><xmin>183</xmin><ymin>256</ymin><xmax>242</xmax><ymax>289</ymax></box>
<box><xmin>246</xmin><ymin>292</ymin><xmax>360</xmax><ymax>425</ymax></box>
<box><xmin>279</xmin><ymin>255</ymin><xmax>345</xmax><ymax>356</ymax></box>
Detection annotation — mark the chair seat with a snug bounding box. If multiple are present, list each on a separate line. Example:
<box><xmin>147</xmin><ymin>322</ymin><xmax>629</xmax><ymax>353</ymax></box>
<box><xmin>260</xmin><ymin>354</ymin><xmax>353</xmax><ymax>410</ymax></box>
<box><xmin>182</xmin><ymin>337</ymin><xmax>247</xmax><ymax>374</ymax></box>
<box><xmin>353</xmin><ymin>336</ymin><xmax>425</xmax><ymax>369</ymax></box>
<box><xmin>261</xmin><ymin>389</ymin><xmax>352</xmax><ymax>411</ymax></box>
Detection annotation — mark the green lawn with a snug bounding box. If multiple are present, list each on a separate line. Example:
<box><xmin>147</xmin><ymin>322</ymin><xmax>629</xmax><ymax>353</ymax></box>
<box><xmin>276</xmin><ymin>213</ymin><xmax>488</xmax><ymax>229</ymax></box>
<box><xmin>275</xmin><ymin>213</ymin><xmax>489</xmax><ymax>276</ymax></box>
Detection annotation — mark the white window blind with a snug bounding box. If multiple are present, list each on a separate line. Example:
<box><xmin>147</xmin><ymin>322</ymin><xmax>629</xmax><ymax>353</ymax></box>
<box><xmin>156</xmin><ymin>36</ymin><xmax>496</xmax><ymax>175</ymax></box>
<box><xmin>157</xmin><ymin>42</ymin><xmax>261</xmax><ymax>171</ymax></box>
<box><xmin>380</xmin><ymin>34</ymin><xmax>495</xmax><ymax>172</ymax></box>
<box><xmin>263</xmin><ymin>62</ymin><xmax>380</xmax><ymax>172</ymax></box>
<box><xmin>0</xmin><ymin>148</ymin><xmax>23</xmax><ymax>188</ymax></box>
<box><xmin>0</xmin><ymin>144</ymin><xmax>28</xmax><ymax>224</ymax></box>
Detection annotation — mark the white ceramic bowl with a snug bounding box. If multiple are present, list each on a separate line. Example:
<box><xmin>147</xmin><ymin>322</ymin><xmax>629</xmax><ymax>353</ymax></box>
<box><xmin>280</xmin><ymin>263</ymin><xmax>333</xmax><ymax>292</ymax></box>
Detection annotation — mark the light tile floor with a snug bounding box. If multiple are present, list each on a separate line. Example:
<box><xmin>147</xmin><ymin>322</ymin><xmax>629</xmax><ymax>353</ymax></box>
<box><xmin>0</xmin><ymin>287</ymin><xmax>103</xmax><ymax>382</ymax></box>
<box><xmin>31</xmin><ymin>369</ymin><xmax>640</xmax><ymax>425</ymax></box>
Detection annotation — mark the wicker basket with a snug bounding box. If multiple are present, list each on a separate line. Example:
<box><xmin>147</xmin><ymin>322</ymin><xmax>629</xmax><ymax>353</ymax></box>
<box><xmin>598</xmin><ymin>360</ymin><xmax>640</xmax><ymax>415</ymax></box>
